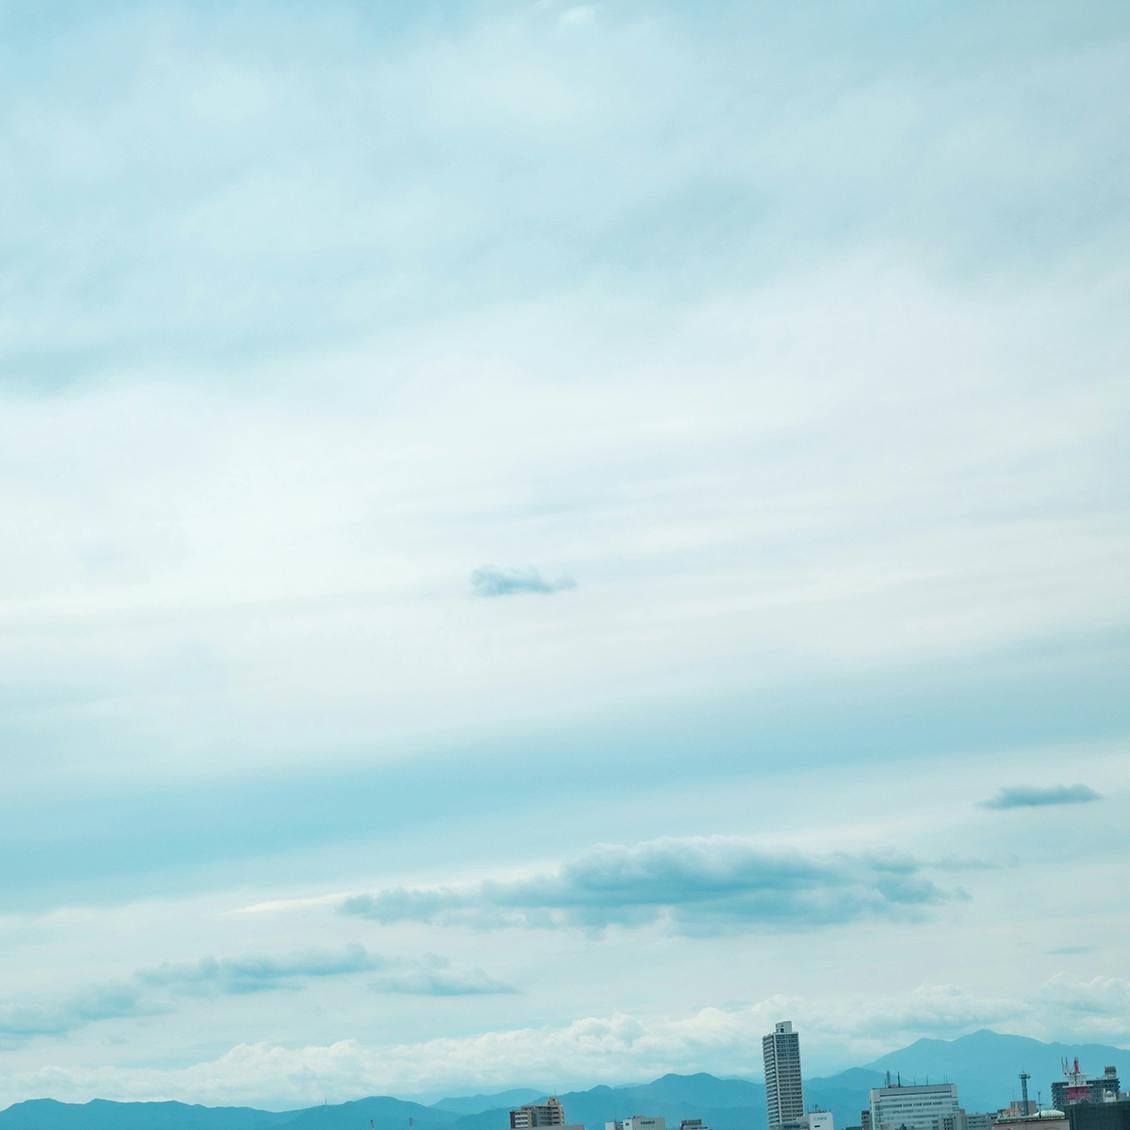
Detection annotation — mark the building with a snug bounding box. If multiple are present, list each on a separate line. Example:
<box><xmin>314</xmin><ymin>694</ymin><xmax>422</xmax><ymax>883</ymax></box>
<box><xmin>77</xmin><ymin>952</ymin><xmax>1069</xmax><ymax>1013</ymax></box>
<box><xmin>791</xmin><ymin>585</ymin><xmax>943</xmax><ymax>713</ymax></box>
<box><xmin>1053</xmin><ymin>1066</ymin><xmax>1121</xmax><ymax>1111</ymax></box>
<box><xmin>511</xmin><ymin>1099</ymin><xmax>580</xmax><ymax>1130</ymax></box>
<box><xmin>781</xmin><ymin>1114</ymin><xmax>835</xmax><ymax>1130</ymax></box>
<box><xmin>967</xmin><ymin>1113</ymin><xmax>996</xmax><ymax>1130</ymax></box>
<box><xmin>995</xmin><ymin>1111</ymin><xmax>1068</xmax><ymax>1130</ymax></box>
<box><xmin>869</xmin><ymin>1081</ymin><xmax>963</xmax><ymax>1130</ymax></box>
<box><xmin>680</xmin><ymin>1121</ymin><xmax>709</xmax><ymax>1130</ymax></box>
<box><xmin>607</xmin><ymin>1118</ymin><xmax>666</xmax><ymax>1130</ymax></box>
<box><xmin>765</xmin><ymin>1020</ymin><xmax>806</xmax><ymax>1130</ymax></box>
<box><xmin>1067</xmin><ymin>1102</ymin><xmax>1130</xmax><ymax>1130</ymax></box>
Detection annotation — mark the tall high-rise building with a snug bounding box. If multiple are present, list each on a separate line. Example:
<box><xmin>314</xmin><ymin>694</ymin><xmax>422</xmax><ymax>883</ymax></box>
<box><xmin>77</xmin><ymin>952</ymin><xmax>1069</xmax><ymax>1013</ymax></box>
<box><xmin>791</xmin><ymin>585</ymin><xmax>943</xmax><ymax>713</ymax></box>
<box><xmin>764</xmin><ymin>1020</ymin><xmax>806</xmax><ymax>1130</ymax></box>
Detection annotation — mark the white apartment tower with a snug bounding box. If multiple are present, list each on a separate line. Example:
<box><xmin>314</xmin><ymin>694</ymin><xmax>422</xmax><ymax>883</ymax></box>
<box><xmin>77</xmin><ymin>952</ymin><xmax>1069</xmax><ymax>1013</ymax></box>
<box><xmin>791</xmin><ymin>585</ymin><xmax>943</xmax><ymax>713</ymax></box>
<box><xmin>764</xmin><ymin>1021</ymin><xmax>806</xmax><ymax>1130</ymax></box>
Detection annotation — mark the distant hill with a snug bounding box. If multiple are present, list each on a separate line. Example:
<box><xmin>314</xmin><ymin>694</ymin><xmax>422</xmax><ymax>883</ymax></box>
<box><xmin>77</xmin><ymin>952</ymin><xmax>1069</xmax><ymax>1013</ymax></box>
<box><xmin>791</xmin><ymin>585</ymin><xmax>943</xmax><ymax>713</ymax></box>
<box><xmin>805</xmin><ymin>1069</ymin><xmax>886</xmax><ymax>1127</ymax></box>
<box><xmin>433</xmin><ymin>1093</ymin><xmax>545</xmax><ymax>1117</ymax></box>
<box><xmin>430</xmin><ymin>1069</ymin><xmax>878</xmax><ymax>1130</ymax></box>
<box><xmin>863</xmin><ymin>1029</ymin><xmax>1130</xmax><ymax>1115</ymax></box>
<box><xmin>0</xmin><ymin>1099</ymin><xmax>296</xmax><ymax>1130</ymax></box>
<box><xmin>4</xmin><ymin>1030</ymin><xmax>1129</xmax><ymax>1130</ymax></box>
<box><xmin>440</xmin><ymin>1074</ymin><xmax>763</xmax><ymax>1130</ymax></box>
<box><xmin>284</xmin><ymin>1097</ymin><xmax>456</xmax><ymax>1130</ymax></box>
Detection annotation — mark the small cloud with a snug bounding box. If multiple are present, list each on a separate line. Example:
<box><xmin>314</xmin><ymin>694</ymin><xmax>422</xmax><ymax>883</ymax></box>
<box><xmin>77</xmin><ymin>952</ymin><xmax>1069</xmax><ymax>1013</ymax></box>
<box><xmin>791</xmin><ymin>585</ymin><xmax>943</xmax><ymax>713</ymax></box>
<box><xmin>135</xmin><ymin>944</ymin><xmax>382</xmax><ymax>996</ymax></box>
<box><xmin>1046</xmin><ymin>945</ymin><xmax>1095</xmax><ymax>956</ymax></box>
<box><xmin>980</xmin><ymin>783</ymin><xmax>1101</xmax><ymax>810</ymax></box>
<box><xmin>470</xmin><ymin>566</ymin><xmax>577</xmax><ymax>598</ymax></box>
<box><xmin>370</xmin><ymin>963</ymin><xmax>518</xmax><ymax>997</ymax></box>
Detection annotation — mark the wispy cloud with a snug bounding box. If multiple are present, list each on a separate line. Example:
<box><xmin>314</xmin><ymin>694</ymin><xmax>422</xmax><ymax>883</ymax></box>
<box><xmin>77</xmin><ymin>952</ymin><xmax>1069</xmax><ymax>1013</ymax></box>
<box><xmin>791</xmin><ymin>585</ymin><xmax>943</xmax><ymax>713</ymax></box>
<box><xmin>0</xmin><ymin>946</ymin><xmax>514</xmax><ymax>1044</ymax></box>
<box><xmin>135</xmin><ymin>944</ymin><xmax>382</xmax><ymax>995</ymax></box>
<box><xmin>980</xmin><ymin>783</ymin><xmax>1101</xmax><ymax>810</ymax></box>
<box><xmin>342</xmin><ymin>835</ymin><xmax>953</xmax><ymax>934</ymax></box>
<box><xmin>0</xmin><ymin>983</ymin><xmax>157</xmax><ymax>1046</ymax></box>
<box><xmin>470</xmin><ymin>566</ymin><xmax>578</xmax><ymax>598</ymax></box>
<box><xmin>370</xmin><ymin>956</ymin><xmax>517</xmax><ymax>997</ymax></box>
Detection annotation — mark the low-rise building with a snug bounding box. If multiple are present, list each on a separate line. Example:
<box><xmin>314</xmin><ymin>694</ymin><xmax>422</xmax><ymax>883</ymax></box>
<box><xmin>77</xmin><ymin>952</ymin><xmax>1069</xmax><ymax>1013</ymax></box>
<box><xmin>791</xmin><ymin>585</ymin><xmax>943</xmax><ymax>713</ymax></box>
<box><xmin>1067</xmin><ymin>1101</ymin><xmax>1130</xmax><ymax>1130</ymax></box>
<box><xmin>994</xmin><ymin>1109</ymin><xmax>1068</xmax><ymax>1130</ymax></box>
<box><xmin>606</xmin><ymin>1117</ymin><xmax>666</xmax><ymax>1130</ymax></box>
<box><xmin>511</xmin><ymin>1098</ymin><xmax>583</xmax><ymax>1130</ymax></box>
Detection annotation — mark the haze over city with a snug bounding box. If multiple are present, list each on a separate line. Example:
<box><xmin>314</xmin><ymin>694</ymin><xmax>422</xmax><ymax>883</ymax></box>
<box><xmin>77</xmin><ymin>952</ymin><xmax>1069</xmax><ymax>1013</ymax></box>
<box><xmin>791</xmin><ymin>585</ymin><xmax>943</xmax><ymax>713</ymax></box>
<box><xmin>1</xmin><ymin>0</ymin><xmax>1128</xmax><ymax>1116</ymax></box>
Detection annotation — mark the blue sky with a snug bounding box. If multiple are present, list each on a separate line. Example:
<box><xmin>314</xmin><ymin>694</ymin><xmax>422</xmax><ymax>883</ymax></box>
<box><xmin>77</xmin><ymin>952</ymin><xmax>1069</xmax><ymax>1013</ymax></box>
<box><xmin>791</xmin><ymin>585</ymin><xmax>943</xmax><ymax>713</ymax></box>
<box><xmin>2</xmin><ymin>0</ymin><xmax>1129</xmax><ymax>1111</ymax></box>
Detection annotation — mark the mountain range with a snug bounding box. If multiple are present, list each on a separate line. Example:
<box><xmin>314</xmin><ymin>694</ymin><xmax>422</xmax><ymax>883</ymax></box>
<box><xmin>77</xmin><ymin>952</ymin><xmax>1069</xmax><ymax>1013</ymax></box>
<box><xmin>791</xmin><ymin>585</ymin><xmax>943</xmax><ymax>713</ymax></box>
<box><xmin>3</xmin><ymin>1030</ymin><xmax>1127</xmax><ymax>1130</ymax></box>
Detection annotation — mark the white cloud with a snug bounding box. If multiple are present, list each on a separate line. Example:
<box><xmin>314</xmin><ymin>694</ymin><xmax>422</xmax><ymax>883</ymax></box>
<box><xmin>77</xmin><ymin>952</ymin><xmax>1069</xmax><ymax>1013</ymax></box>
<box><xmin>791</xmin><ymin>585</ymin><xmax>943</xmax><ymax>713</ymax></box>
<box><xmin>2</xmin><ymin>980</ymin><xmax>1119</xmax><ymax>1108</ymax></box>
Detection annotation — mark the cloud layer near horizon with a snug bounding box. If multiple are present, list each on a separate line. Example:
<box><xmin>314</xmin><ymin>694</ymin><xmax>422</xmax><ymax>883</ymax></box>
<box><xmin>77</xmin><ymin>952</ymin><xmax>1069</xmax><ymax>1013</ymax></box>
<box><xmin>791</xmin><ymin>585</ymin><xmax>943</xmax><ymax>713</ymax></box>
<box><xmin>5</xmin><ymin>978</ymin><xmax>1129</xmax><ymax>1109</ymax></box>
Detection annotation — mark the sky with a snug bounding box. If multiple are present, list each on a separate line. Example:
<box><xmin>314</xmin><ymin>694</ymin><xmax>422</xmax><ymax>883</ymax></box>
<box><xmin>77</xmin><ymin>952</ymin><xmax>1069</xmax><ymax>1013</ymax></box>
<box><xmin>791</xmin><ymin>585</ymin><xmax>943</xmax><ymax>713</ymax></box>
<box><xmin>2</xmin><ymin>0</ymin><xmax>1129</xmax><ymax>1113</ymax></box>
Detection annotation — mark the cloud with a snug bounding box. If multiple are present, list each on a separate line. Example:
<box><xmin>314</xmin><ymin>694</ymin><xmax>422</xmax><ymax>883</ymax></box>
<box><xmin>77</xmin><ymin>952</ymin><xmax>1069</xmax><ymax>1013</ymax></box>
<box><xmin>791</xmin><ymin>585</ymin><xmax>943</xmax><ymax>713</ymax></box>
<box><xmin>0</xmin><ymin>946</ymin><xmax>514</xmax><ymax>1045</ymax></box>
<box><xmin>342</xmin><ymin>835</ymin><xmax>953</xmax><ymax>933</ymax></box>
<box><xmin>0</xmin><ymin>983</ymin><xmax>157</xmax><ymax>1045</ymax></box>
<box><xmin>470</xmin><ymin>566</ymin><xmax>578</xmax><ymax>598</ymax></box>
<box><xmin>980</xmin><ymin>783</ymin><xmax>1101</xmax><ymax>809</ymax></box>
<box><xmin>0</xmin><ymin>981</ymin><xmax>1088</xmax><ymax>1108</ymax></box>
<box><xmin>135</xmin><ymin>943</ymin><xmax>383</xmax><ymax>995</ymax></box>
<box><xmin>370</xmin><ymin>956</ymin><xmax>517</xmax><ymax>997</ymax></box>
<box><xmin>1041</xmin><ymin>974</ymin><xmax>1130</xmax><ymax>1019</ymax></box>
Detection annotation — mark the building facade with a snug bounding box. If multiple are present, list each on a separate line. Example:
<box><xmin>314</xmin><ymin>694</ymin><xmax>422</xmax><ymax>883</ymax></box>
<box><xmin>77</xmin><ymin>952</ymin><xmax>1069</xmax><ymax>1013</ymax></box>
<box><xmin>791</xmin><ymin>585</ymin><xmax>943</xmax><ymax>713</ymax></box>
<box><xmin>764</xmin><ymin>1021</ymin><xmax>806</xmax><ymax>1130</ymax></box>
<box><xmin>1053</xmin><ymin>1068</ymin><xmax>1121</xmax><ymax>1111</ymax></box>
<box><xmin>607</xmin><ymin>1118</ymin><xmax>666</xmax><ymax>1130</ymax></box>
<box><xmin>1067</xmin><ymin>1102</ymin><xmax>1130</xmax><ymax>1130</ymax></box>
<box><xmin>511</xmin><ymin>1099</ymin><xmax>569</xmax><ymax>1130</ymax></box>
<box><xmin>869</xmin><ymin>1082</ymin><xmax>962</xmax><ymax>1130</ymax></box>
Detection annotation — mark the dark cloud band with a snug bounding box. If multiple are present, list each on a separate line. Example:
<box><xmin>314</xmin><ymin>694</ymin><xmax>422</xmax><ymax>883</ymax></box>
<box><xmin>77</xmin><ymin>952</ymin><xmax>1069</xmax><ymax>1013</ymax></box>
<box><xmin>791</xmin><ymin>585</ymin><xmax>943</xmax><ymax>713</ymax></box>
<box><xmin>342</xmin><ymin>835</ymin><xmax>953</xmax><ymax>933</ymax></box>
